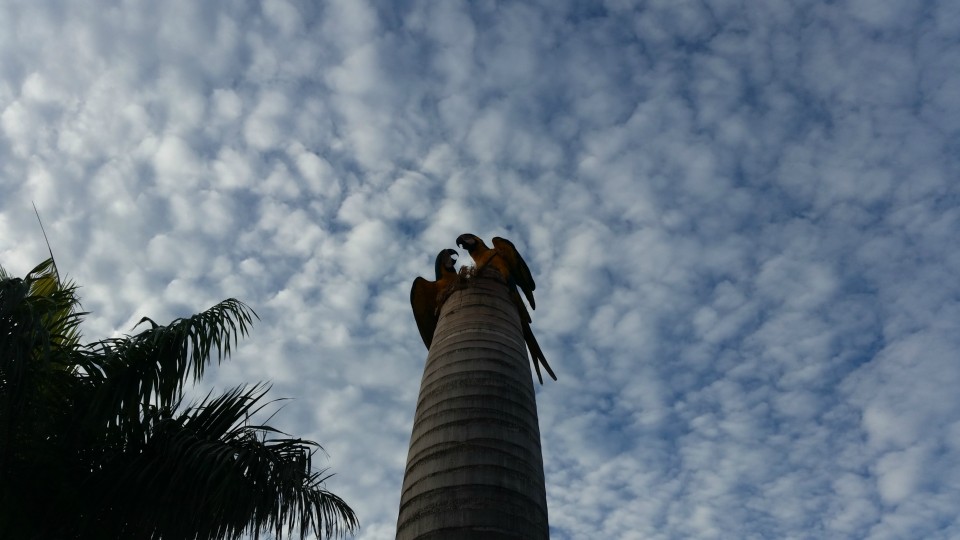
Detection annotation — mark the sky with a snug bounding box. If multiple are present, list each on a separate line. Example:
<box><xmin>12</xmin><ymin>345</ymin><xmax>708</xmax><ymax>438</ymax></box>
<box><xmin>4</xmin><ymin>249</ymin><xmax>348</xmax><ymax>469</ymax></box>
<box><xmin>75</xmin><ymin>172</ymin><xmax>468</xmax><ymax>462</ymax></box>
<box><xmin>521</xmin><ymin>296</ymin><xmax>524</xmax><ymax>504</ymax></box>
<box><xmin>2</xmin><ymin>0</ymin><xmax>959</xmax><ymax>538</ymax></box>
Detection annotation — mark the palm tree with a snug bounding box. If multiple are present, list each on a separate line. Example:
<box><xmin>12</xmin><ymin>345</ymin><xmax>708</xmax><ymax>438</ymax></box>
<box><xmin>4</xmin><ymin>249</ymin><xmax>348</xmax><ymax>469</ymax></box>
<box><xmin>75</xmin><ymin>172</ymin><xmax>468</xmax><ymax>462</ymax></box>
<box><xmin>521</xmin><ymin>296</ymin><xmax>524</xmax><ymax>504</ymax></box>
<box><xmin>396</xmin><ymin>268</ymin><xmax>549</xmax><ymax>539</ymax></box>
<box><xmin>0</xmin><ymin>259</ymin><xmax>358</xmax><ymax>539</ymax></box>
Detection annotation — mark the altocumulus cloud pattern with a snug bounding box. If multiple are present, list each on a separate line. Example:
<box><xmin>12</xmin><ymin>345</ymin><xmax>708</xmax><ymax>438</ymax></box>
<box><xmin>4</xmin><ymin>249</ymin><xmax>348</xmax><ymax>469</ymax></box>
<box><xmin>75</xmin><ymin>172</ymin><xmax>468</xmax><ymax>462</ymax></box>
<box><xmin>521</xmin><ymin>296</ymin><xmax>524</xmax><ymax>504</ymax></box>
<box><xmin>2</xmin><ymin>1</ymin><xmax>959</xmax><ymax>538</ymax></box>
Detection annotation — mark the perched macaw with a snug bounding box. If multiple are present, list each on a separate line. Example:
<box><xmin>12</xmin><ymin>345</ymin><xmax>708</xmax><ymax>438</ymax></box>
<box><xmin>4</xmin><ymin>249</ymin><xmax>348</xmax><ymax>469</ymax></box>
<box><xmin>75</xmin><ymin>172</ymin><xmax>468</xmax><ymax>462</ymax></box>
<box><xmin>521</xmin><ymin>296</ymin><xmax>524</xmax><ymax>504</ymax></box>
<box><xmin>455</xmin><ymin>234</ymin><xmax>535</xmax><ymax>309</ymax></box>
<box><xmin>456</xmin><ymin>233</ymin><xmax>556</xmax><ymax>383</ymax></box>
<box><xmin>410</xmin><ymin>248</ymin><xmax>459</xmax><ymax>350</ymax></box>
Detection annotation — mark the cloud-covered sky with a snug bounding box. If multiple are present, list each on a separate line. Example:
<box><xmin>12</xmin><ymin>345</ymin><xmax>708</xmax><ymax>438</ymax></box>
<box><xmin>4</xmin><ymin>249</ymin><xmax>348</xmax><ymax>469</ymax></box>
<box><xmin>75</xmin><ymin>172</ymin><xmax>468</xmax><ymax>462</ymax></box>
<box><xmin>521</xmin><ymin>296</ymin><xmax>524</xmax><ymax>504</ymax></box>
<box><xmin>3</xmin><ymin>0</ymin><xmax>959</xmax><ymax>538</ymax></box>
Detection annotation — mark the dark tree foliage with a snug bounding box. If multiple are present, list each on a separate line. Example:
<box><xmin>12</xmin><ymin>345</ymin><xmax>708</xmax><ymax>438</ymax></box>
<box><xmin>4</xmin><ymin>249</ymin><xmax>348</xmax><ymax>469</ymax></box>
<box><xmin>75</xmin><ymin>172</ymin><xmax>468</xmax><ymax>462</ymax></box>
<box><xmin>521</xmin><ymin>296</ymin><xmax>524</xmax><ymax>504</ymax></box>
<box><xmin>0</xmin><ymin>259</ymin><xmax>358</xmax><ymax>539</ymax></box>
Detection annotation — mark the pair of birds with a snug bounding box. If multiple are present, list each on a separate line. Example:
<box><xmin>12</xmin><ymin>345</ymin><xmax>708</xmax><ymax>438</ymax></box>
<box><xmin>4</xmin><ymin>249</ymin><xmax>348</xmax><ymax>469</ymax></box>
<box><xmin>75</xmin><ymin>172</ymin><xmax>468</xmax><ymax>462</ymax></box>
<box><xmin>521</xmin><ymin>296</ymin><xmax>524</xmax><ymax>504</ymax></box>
<box><xmin>410</xmin><ymin>233</ymin><xmax>558</xmax><ymax>384</ymax></box>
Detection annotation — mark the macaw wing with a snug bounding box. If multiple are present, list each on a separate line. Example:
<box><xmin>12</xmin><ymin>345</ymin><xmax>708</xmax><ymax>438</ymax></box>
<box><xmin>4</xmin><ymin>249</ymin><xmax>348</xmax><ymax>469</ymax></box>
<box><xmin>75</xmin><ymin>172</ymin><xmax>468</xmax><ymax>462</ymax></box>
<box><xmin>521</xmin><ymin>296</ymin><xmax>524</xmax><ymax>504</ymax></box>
<box><xmin>493</xmin><ymin>236</ymin><xmax>536</xmax><ymax>309</ymax></box>
<box><xmin>410</xmin><ymin>277</ymin><xmax>438</xmax><ymax>350</ymax></box>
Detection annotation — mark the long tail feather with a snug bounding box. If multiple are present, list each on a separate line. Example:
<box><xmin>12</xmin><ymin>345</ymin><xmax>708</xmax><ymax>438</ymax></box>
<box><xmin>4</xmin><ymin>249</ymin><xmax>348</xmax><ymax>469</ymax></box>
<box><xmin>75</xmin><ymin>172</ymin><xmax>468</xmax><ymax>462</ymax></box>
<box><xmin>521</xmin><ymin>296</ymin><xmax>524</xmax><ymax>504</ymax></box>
<box><xmin>523</xmin><ymin>322</ymin><xmax>557</xmax><ymax>384</ymax></box>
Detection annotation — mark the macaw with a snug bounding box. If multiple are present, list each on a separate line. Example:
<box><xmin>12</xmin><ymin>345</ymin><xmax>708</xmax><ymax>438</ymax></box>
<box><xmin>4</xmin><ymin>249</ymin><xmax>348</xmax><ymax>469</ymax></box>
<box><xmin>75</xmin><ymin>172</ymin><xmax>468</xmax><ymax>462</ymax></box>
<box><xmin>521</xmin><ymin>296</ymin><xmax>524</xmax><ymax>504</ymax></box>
<box><xmin>410</xmin><ymin>248</ymin><xmax>459</xmax><ymax>350</ymax></box>
<box><xmin>455</xmin><ymin>234</ymin><xmax>535</xmax><ymax>309</ymax></box>
<box><xmin>456</xmin><ymin>233</ymin><xmax>556</xmax><ymax>383</ymax></box>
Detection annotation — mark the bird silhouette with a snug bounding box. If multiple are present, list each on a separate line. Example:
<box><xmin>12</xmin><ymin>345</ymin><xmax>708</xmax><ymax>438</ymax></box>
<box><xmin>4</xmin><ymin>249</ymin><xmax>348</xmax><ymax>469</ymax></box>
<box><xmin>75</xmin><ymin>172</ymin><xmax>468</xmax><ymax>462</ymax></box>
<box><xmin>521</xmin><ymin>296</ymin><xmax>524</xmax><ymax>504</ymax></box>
<box><xmin>410</xmin><ymin>248</ymin><xmax>459</xmax><ymax>350</ymax></box>
<box><xmin>456</xmin><ymin>234</ymin><xmax>556</xmax><ymax>383</ymax></box>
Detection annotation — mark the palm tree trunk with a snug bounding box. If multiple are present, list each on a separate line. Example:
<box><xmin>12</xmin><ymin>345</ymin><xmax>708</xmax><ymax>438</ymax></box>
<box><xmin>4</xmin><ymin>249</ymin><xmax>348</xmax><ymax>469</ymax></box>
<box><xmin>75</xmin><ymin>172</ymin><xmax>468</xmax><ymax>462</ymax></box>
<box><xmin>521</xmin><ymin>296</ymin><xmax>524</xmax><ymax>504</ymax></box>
<box><xmin>397</xmin><ymin>270</ymin><xmax>549</xmax><ymax>539</ymax></box>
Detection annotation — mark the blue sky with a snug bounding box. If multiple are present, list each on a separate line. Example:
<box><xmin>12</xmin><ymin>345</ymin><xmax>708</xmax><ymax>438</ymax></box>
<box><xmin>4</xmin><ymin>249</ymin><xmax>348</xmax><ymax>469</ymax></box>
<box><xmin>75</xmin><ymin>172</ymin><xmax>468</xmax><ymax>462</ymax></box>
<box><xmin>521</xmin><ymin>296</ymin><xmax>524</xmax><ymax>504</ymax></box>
<box><xmin>2</xmin><ymin>1</ymin><xmax>959</xmax><ymax>538</ymax></box>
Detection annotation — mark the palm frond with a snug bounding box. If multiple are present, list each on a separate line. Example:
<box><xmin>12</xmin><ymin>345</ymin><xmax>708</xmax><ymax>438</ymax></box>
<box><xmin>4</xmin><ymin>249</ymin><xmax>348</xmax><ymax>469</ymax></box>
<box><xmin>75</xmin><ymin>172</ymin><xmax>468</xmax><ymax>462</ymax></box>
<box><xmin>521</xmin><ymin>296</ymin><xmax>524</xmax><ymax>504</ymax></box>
<box><xmin>80</xmin><ymin>299</ymin><xmax>258</xmax><ymax>437</ymax></box>
<box><xmin>83</xmin><ymin>384</ymin><xmax>358</xmax><ymax>540</ymax></box>
<box><xmin>1</xmin><ymin>259</ymin><xmax>94</xmax><ymax>537</ymax></box>
<box><xmin>1</xmin><ymin>259</ymin><xmax>87</xmax><ymax>446</ymax></box>
<box><xmin>3</xmin><ymin>260</ymin><xmax>356</xmax><ymax>540</ymax></box>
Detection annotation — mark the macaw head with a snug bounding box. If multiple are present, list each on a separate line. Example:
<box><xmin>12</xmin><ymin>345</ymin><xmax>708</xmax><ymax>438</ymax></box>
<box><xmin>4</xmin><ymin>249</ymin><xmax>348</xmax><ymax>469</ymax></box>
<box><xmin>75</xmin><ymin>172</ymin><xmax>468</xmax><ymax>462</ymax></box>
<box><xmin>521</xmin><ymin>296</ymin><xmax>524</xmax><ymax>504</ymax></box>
<box><xmin>434</xmin><ymin>248</ymin><xmax>458</xmax><ymax>279</ymax></box>
<box><xmin>456</xmin><ymin>233</ymin><xmax>486</xmax><ymax>254</ymax></box>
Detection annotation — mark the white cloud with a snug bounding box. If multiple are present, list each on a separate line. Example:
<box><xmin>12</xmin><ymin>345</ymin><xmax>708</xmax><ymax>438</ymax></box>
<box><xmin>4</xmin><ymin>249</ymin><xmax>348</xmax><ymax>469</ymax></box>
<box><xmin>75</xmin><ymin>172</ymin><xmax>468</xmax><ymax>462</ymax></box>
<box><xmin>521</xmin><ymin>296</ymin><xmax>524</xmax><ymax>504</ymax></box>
<box><xmin>153</xmin><ymin>135</ymin><xmax>203</xmax><ymax>189</ymax></box>
<box><xmin>2</xmin><ymin>1</ymin><xmax>960</xmax><ymax>538</ymax></box>
<box><xmin>292</xmin><ymin>146</ymin><xmax>342</xmax><ymax>201</ymax></box>
<box><xmin>211</xmin><ymin>88</ymin><xmax>244</xmax><ymax>123</ymax></box>
<box><xmin>243</xmin><ymin>90</ymin><xmax>292</xmax><ymax>151</ymax></box>
<box><xmin>212</xmin><ymin>146</ymin><xmax>255</xmax><ymax>190</ymax></box>
<box><xmin>322</xmin><ymin>0</ymin><xmax>379</xmax><ymax>53</ymax></box>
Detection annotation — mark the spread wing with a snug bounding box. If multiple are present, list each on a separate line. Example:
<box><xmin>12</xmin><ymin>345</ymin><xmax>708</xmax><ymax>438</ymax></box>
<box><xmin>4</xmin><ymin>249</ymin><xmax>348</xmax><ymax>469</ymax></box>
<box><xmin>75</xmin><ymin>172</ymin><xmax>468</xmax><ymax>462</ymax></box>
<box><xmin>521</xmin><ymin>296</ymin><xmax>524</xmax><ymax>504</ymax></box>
<box><xmin>493</xmin><ymin>236</ymin><xmax>536</xmax><ymax>310</ymax></box>
<box><xmin>412</xmin><ymin>248</ymin><xmax>460</xmax><ymax>350</ymax></box>
<box><xmin>410</xmin><ymin>277</ymin><xmax>439</xmax><ymax>350</ymax></box>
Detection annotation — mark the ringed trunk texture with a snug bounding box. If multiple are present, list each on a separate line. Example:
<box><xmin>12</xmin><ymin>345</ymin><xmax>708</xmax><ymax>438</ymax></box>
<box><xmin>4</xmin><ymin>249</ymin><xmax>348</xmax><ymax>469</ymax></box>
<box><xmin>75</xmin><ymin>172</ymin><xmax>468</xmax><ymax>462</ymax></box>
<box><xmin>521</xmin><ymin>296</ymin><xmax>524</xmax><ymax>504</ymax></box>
<box><xmin>396</xmin><ymin>271</ymin><xmax>549</xmax><ymax>539</ymax></box>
